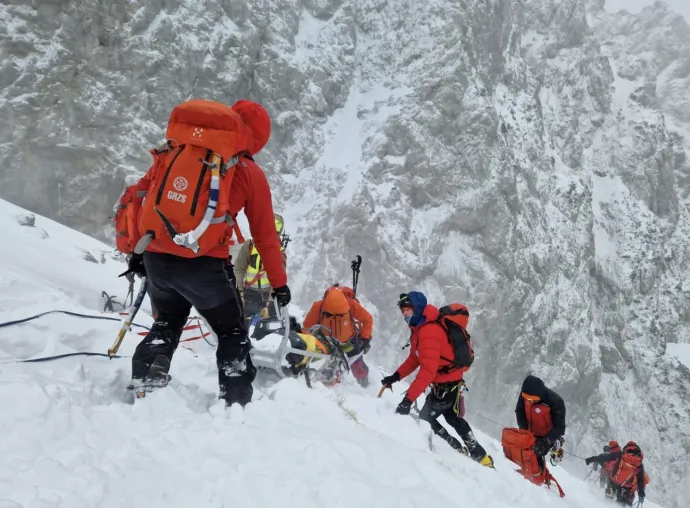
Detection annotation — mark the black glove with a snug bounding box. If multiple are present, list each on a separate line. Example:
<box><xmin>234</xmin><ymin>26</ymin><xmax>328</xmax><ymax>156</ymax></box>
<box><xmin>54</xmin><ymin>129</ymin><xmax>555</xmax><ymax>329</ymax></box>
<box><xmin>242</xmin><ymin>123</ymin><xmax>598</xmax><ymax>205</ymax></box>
<box><xmin>289</xmin><ymin>316</ymin><xmax>301</xmax><ymax>332</ymax></box>
<box><xmin>381</xmin><ymin>372</ymin><xmax>401</xmax><ymax>387</ymax></box>
<box><xmin>272</xmin><ymin>284</ymin><xmax>291</xmax><ymax>307</ymax></box>
<box><xmin>361</xmin><ymin>339</ymin><xmax>372</xmax><ymax>355</ymax></box>
<box><xmin>533</xmin><ymin>437</ymin><xmax>551</xmax><ymax>457</ymax></box>
<box><xmin>585</xmin><ymin>457</ymin><xmax>595</xmax><ymax>466</ymax></box>
<box><xmin>396</xmin><ymin>397</ymin><xmax>412</xmax><ymax>415</ymax></box>
<box><xmin>119</xmin><ymin>254</ymin><xmax>146</xmax><ymax>279</ymax></box>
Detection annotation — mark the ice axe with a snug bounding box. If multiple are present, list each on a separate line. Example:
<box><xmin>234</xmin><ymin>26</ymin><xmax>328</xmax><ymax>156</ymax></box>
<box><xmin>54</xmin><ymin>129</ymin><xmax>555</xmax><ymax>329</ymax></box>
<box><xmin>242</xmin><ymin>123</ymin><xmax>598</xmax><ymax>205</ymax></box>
<box><xmin>108</xmin><ymin>277</ymin><xmax>148</xmax><ymax>357</ymax></box>
<box><xmin>351</xmin><ymin>255</ymin><xmax>362</xmax><ymax>296</ymax></box>
<box><xmin>377</xmin><ymin>384</ymin><xmax>392</xmax><ymax>398</ymax></box>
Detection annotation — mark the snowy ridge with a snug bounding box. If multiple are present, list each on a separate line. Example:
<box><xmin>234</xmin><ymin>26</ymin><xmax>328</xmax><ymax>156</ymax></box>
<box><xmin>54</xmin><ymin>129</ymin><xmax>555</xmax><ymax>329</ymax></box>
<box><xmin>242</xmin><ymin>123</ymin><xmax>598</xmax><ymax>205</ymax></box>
<box><xmin>0</xmin><ymin>203</ymin><xmax>663</xmax><ymax>508</ymax></box>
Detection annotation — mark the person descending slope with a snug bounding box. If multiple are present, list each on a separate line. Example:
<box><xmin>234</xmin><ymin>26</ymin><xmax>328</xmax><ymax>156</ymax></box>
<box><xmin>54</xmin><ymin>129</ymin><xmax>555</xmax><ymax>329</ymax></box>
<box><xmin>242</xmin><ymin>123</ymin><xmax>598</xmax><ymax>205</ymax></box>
<box><xmin>118</xmin><ymin>98</ymin><xmax>290</xmax><ymax>407</ymax></box>
<box><xmin>500</xmin><ymin>375</ymin><xmax>567</xmax><ymax>496</ymax></box>
<box><xmin>515</xmin><ymin>375</ymin><xmax>566</xmax><ymax>467</ymax></box>
<box><xmin>381</xmin><ymin>291</ymin><xmax>494</xmax><ymax>468</ymax></box>
<box><xmin>586</xmin><ymin>441</ymin><xmax>649</xmax><ymax>506</ymax></box>
<box><xmin>303</xmin><ymin>284</ymin><xmax>373</xmax><ymax>387</ymax></box>
<box><xmin>234</xmin><ymin>213</ymin><xmax>287</xmax><ymax>327</ymax></box>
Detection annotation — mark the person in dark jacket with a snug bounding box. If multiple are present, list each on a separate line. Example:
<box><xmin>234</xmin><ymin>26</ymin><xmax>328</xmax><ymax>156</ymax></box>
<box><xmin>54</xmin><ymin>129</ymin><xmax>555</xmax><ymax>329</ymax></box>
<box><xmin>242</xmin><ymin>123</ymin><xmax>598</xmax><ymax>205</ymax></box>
<box><xmin>516</xmin><ymin>375</ymin><xmax>566</xmax><ymax>466</ymax></box>
<box><xmin>586</xmin><ymin>441</ymin><xmax>646</xmax><ymax>505</ymax></box>
<box><xmin>598</xmin><ymin>441</ymin><xmax>622</xmax><ymax>487</ymax></box>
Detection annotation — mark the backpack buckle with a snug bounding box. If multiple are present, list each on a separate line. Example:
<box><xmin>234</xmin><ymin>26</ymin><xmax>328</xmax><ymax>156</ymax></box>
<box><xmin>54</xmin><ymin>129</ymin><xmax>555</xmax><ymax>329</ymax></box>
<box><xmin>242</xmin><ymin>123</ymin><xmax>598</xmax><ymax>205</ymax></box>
<box><xmin>221</xmin><ymin>155</ymin><xmax>240</xmax><ymax>175</ymax></box>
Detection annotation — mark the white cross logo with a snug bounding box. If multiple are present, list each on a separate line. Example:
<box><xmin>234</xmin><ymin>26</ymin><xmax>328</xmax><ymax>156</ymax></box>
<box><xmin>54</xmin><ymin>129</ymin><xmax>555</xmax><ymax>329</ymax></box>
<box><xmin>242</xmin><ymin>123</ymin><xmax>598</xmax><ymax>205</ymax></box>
<box><xmin>192</xmin><ymin>128</ymin><xmax>204</xmax><ymax>138</ymax></box>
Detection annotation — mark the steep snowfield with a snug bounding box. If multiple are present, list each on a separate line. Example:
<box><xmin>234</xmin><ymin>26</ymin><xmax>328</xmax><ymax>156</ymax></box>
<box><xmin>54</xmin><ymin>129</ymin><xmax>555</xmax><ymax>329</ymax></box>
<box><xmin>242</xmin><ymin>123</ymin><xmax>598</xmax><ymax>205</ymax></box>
<box><xmin>0</xmin><ymin>200</ymin><xmax>663</xmax><ymax>507</ymax></box>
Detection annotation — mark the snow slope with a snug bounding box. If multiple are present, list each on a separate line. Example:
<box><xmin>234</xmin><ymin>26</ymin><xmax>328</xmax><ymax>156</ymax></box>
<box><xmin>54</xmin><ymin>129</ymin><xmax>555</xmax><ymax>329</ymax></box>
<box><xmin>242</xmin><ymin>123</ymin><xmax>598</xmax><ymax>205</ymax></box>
<box><xmin>0</xmin><ymin>203</ymin><xmax>666</xmax><ymax>508</ymax></box>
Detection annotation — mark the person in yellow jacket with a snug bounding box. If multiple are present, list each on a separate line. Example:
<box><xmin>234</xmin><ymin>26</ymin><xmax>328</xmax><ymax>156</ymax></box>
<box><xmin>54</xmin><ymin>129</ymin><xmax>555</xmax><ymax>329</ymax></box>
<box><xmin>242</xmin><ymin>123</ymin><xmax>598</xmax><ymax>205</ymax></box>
<box><xmin>234</xmin><ymin>213</ymin><xmax>287</xmax><ymax>327</ymax></box>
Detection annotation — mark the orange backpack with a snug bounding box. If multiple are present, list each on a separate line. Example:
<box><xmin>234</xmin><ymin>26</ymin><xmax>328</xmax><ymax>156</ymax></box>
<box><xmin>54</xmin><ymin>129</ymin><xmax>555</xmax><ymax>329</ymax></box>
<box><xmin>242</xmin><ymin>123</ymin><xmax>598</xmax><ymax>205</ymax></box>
<box><xmin>136</xmin><ymin>99</ymin><xmax>249</xmax><ymax>258</ymax></box>
<box><xmin>436</xmin><ymin>304</ymin><xmax>474</xmax><ymax>372</ymax></box>
<box><xmin>319</xmin><ymin>286</ymin><xmax>357</xmax><ymax>344</ymax></box>
<box><xmin>501</xmin><ymin>428</ymin><xmax>565</xmax><ymax>497</ymax></box>
<box><xmin>610</xmin><ymin>444</ymin><xmax>646</xmax><ymax>489</ymax></box>
<box><xmin>114</xmin><ymin>179</ymin><xmax>148</xmax><ymax>254</ymax></box>
<box><xmin>523</xmin><ymin>399</ymin><xmax>554</xmax><ymax>437</ymax></box>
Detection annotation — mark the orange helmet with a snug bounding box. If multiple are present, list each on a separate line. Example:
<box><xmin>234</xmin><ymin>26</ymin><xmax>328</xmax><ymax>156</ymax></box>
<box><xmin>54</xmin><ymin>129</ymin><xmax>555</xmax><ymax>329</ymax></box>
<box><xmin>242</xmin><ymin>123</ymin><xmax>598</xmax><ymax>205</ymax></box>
<box><xmin>321</xmin><ymin>288</ymin><xmax>351</xmax><ymax>316</ymax></box>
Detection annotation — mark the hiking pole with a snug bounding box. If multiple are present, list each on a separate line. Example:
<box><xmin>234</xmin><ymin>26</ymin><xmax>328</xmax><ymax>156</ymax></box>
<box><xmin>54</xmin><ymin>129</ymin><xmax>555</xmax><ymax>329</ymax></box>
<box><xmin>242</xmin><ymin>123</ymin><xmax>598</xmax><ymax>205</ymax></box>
<box><xmin>351</xmin><ymin>255</ymin><xmax>362</xmax><ymax>296</ymax></box>
<box><xmin>108</xmin><ymin>277</ymin><xmax>148</xmax><ymax>357</ymax></box>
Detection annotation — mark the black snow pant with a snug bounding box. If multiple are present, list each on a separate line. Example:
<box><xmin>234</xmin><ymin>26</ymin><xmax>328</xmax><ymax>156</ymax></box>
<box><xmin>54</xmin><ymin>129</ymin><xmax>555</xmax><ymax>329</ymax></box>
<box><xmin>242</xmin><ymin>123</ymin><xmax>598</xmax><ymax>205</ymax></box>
<box><xmin>243</xmin><ymin>287</ymin><xmax>276</xmax><ymax>328</ymax></box>
<box><xmin>132</xmin><ymin>252</ymin><xmax>256</xmax><ymax>406</ymax></box>
<box><xmin>606</xmin><ymin>482</ymin><xmax>635</xmax><ymax>506</ymax></box>
<box><xmin>419</xmin><ymin>381</ymin><xmax>487</xmax><ymax>461</ymax></box>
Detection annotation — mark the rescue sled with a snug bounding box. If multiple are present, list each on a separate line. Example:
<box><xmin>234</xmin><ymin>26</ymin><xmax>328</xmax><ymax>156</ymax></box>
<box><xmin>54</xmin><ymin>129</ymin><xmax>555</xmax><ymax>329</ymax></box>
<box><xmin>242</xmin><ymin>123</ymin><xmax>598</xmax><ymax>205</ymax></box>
<box><xmin>247</xmin><ymin>302</ymin><xmax>351</xmax><ymax>387</ymax></box>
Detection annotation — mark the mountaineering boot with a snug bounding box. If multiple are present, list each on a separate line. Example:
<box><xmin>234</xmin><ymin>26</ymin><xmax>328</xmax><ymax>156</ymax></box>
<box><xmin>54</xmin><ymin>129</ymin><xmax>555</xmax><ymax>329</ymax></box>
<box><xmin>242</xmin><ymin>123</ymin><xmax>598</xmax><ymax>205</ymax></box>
<box><xmin>217</xmin><ymin>336</ymin><xmax>256</xmax><ymax>407</ymax></box>
<box><xmin>433</xmin><ymin>423</ymin><xmax>469</xmax><ymax>455</ymax></box>
<box><xmin>219</xmin><ymin>373</ymin><xmax>253</xmax><ymax>408</ymax></box>
<box><xmin>480</xmin><ymin>454</ymin><xmax>495</xmax><ymax>469</ymax></box>
<box><xmin>128</xmin><ymin>355</ymin><xmax>172</xmax><ymax>399</ymax></box>
<box><xmin>450</xmin><ymin>439</ymin><xmax>469</xmax><ymax>456</ymax></box>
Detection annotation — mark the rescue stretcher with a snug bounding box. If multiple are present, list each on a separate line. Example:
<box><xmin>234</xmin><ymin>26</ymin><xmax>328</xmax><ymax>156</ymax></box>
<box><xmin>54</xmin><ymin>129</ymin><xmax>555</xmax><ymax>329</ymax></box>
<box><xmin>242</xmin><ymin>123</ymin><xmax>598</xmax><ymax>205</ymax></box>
<box><xmin>246</xmin><ymin>301</ymin><xmax>353</xmax><ymax>385</ymax></box>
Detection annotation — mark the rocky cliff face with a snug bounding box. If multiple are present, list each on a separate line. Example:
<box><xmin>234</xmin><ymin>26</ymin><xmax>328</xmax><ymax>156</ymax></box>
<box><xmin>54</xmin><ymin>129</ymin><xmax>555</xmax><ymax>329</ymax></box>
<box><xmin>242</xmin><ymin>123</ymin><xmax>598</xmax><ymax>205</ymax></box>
<box><xmin>1</xmin><ymin>0</ymin><xmax>688</xmax><ymax>505</ymax></box>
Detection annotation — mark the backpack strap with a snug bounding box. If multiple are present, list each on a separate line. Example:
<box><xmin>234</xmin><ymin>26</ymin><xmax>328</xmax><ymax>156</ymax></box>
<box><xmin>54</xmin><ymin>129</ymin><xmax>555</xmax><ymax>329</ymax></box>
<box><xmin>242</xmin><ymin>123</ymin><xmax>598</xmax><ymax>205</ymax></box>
<box><xmin>546</xmin><ymin>470</ymin><xmax>565</xmax><ymax>497</ymax></box>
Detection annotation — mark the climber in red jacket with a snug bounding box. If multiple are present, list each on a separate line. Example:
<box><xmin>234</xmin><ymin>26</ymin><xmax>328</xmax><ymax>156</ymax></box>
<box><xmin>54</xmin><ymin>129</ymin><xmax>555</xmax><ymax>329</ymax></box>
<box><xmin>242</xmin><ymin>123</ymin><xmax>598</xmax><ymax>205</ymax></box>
<box><xmin>381</xmin><ymin>291</ymin><xmax>493</xmax><ymax>468</ymax></box>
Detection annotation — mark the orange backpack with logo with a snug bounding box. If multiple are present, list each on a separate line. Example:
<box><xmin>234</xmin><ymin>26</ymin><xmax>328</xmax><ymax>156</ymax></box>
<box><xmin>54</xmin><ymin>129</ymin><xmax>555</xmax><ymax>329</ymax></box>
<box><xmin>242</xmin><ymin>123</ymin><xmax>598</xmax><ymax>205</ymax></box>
<box><xmin>501</xmin><ymin>428</ymin><xmax>565</xmax><ymax>497</ymax></box>
<box><xmin>133</xmin><ymin>99</ymin><xmax>249</xmax><ymax>258</ymax></box>
<box><xmin>523</xmin><ymin>399</ymin><xmax>554</xmax><ymax>437</ymax></box>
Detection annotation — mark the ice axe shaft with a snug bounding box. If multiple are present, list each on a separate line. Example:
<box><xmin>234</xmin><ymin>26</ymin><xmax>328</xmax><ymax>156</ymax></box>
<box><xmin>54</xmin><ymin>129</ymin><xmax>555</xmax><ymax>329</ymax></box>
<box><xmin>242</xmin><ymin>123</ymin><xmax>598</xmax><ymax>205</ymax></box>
<box><xmin>108</xmin><ymin>277</ymin><xmax>148</xmax><ymax>357</ymax></box>
<box><xmin>377</xmin><ymin>384</ymin><xmax>392</xmax><ymax>398</ymax></box>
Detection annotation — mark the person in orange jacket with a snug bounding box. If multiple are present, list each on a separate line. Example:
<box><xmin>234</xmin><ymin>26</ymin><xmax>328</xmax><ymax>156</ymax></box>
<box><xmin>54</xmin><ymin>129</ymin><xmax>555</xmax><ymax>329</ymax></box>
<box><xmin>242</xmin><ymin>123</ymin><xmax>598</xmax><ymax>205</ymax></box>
<box><xmin>303</xmin><ymin>284</ymin><xmax>373</xmax><ymax>386</ymax></box>
<box><xmin>124</xmin><ymin>99</ymin><xmax>289</xmax><ymax>408</ymax></box>
<box><xmin>586</xmin><ymin>442</ymin><xmax>647</xmax><ymax>505</ymax></box>
<box><xmin>598</xmin><ymin>441</ymin><xmax>622</xmax><ymax>487</ymax></box>
<box><xmin>381</xmin><ymin>291</ymin><xmax>493</xmax><ymax>467</ymax></box>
